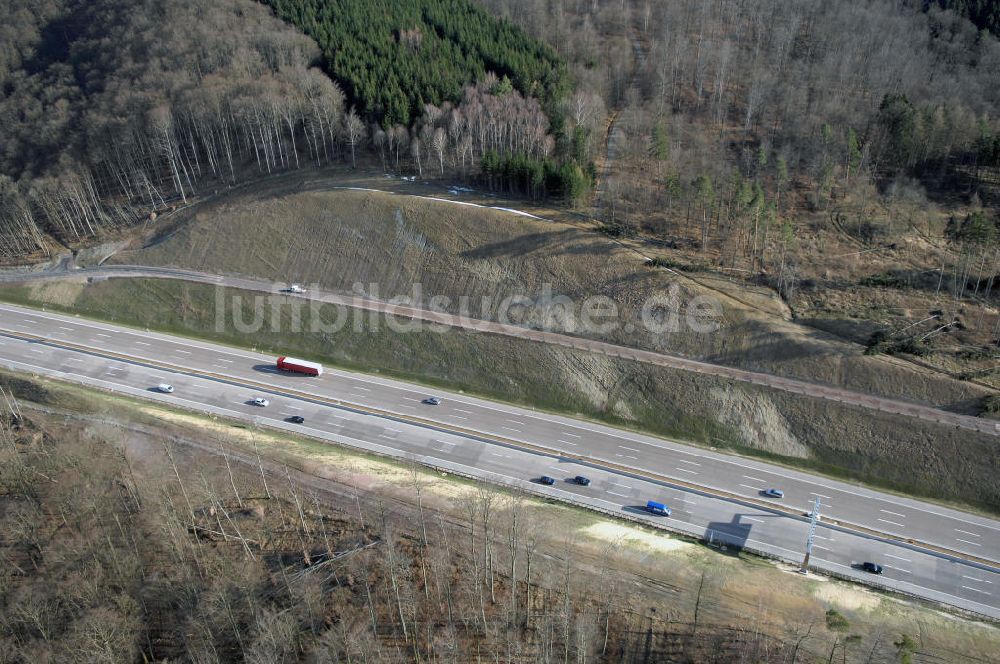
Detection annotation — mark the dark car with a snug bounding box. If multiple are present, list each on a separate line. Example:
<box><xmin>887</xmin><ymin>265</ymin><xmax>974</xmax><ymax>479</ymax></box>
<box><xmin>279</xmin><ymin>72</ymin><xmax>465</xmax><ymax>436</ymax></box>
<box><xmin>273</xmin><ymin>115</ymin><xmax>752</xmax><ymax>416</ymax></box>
<box><xmin>286</xmin><ymin>415</ymin><xmax>305</xmax><ymax>424</ymax></box>
<box><xmin>539</xmin><ymin>476</ymin><xmax>556</xmax><ymax>486</ymax></box>
<box><xmin>862</xmin><ymin>562</ymin><xmax>883</xmax><ymax>575</ymax></box>
<box><xmin>574</xmin><ymin>475</ymin><xmax>591</xmax><ymax>486</ymax></box>
<box><xmin>422</xmin><ymin>397</ymin><xmax>441</xmax><ymax>405</ymax></box>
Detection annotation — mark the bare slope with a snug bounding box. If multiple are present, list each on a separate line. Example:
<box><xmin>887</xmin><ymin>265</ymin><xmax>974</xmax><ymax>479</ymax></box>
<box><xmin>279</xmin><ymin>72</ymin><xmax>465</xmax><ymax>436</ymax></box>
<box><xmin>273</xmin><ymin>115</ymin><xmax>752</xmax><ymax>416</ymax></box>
<box><xmin>117</xmin><ymin>187</ymin><xmax>991</xmax><ymax>412</ymax></box>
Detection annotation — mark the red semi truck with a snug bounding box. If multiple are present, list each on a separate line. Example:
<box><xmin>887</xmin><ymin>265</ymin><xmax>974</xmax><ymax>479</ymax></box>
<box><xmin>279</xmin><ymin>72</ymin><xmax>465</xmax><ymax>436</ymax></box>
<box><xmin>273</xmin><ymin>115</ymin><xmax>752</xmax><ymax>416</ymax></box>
<box><xmin>276</xmin><ymin>356</ymin><xmax>324</xmax><ymax>376</ymax></box>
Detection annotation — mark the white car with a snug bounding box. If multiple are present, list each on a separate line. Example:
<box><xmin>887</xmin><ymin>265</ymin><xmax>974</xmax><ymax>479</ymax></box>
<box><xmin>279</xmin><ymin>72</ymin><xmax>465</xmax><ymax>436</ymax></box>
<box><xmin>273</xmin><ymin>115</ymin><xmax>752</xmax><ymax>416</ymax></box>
<box><xmin>286</xmin><ymin>284</ymin><xmax>305</xmax><ymax>294</ymax></box>
<box><xmin>252</xmin><ymin>397</ymin><xmax>270</xmax><ymax>407</ymax></box>
<box><xmin>157</xmin><ymin>383</ymin><xmax>174</xmax><ymax>394</ymax></box>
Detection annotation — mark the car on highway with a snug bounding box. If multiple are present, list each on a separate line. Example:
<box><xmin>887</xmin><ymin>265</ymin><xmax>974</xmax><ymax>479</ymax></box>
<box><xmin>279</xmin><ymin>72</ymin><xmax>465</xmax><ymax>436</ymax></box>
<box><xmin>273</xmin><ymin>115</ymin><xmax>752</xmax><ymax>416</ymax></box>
<box><xmin>422</xmin><ymin>397</ymin><xmax>441</xmax><ymax>405</ymax></box>
<box><xmin>539</xmin><ymin>476</ymin><xmax>556</xmax><ymax>486</ymax></box>
<box><xmin>862</xmin><ymin>561</ymin><xmax>883</xmax><ymax>574</ymax></box>
<box><xmin>762</xmin><ymin>488</ymin><xmax>784</xmax><ymax>499</ymax></box>
<box><xmin>574</xmin><ymin>475</ymin><xmax>591</xmax><ymax>486</ymax></box>
<box><xmin>645</xmin><ymin>500</ymin><xmax>671</xmax><ymax>516</ymax></box>
<box><xmin>252</xmin><ymin>397</ymin><xmax>270</xmax><ymax>407</ymax></box>
<box><xmin>157</xmin><ymin>383</ymin><xmax>174</xmax><ymax>393</ymax></box>
<box><xmin>287</xmin><ymin>415</ymin><xmax>305</xmax><ymax>424</ymax></box>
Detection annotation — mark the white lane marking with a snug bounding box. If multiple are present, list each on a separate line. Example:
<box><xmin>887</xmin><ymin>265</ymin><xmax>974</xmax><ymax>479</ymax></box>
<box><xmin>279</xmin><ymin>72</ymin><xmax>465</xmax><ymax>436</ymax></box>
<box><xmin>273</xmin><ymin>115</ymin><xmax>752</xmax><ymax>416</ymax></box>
<box><xmin>739</xmin><ymin>484</ymin><xmax>763</xmax><ymax>491</ymax></box>
<box><xmin>955</xmin><ymin>538</ymin><xmax>982</xmax><ymax>547</ymax></box>
<box><xmin>877</xmin><ymin>518</ymin><xmax>905</xmax><ymax>528</ymax></box>
<box><xmin>403</xmin><ymin>397</ymin><xmax>422</xmax><ymax>402</ymax></box>
<box><xmin>352</xmin><ymin>386</ymin><xmax>371</xmax><ymax>392</ymax></box>
<box><xmin>961</xmin><ymin>586</ymin><xmax>992</xmax><ymax>596</ymax></box>
<box><xmin>618</xmin><ymin>446</ymin><xmax>640</xmax><ymax>452</ymax></box>
<box><xmin>813</xmin><ymin>544</ymin><xmax>830</xmax><ymax>551</ymax></box>
<box><xmin>677</xmin><ymin>459</ymin><xmax>701</xmax><ymax>466</ymax></box>
<box><xmin>490</xmin><ymin>452</ymin><xmax>505</xmax><ymax>457</ymax></box>
<box><xmin>742</xmin><ymin>516</ymin><xmax>764</xmax><ymax>523</ymax></box>
<box><xmin>558</xmin><ymin>439</ymin><xmax>578</xmax><ymax>446</ymax></box>
<box><xmin>616</xmin><ymin>454</ymin><xmax>638</xmax><ymax>460</ymax></box>
<box><xmin>135</xmin><ymin>341</ymin><xmax>150</xmax><ymax>346</ymax></box>
<box><xmin>607</xmin><ymin>491</ymin><xmax>630</xmax><ymax>498</ymax></box>
<box><xmin>95</xmin><ymin>333</ymin><xmax>110</xmax><ymax>338</ymax></box>
<box><xmin>14</xmin><ymin>305</ymin><xmax>1000</xmax><ymax>551</ymax></box>
<box><xmin>884</xmin><ymin>565</ymin><xmax>911</xmax><ymax>574</ymax></box>
<box><xmin>64</xmin><ymin>357</ymin><xmax>84</xmax><ymax>363</ymax></box>
<box><xmin>453</xmin><ymin>415</ymin><xmax>468</xmax><ymax>421</ymax></box>
<box><xmin>21</xmin><ymin>319</ymin><xmax>37</xmax><ymax>324</ymax></box>
<box><xmin>955</xmin><ymin>529</ymin><xmax>981</xmax><ymax>537</ymax></box>
<box><xmin>813</xmin><ymin>534</ymin><xmax>834</xmax><ymax>541</ymax></box>
<box><xmin>675</xmin><ymin>467</ymin><xmax>698</xmax><ymax>475</ymax></box>
<box><xmin>502</xmin><ymin>426</ymin><xmax>521</xmax><ymax>433</ymax></box>
<box><xmin>286</xmin><ymin>406</ymin><xmax>303</xmax><ymax>411</ymax></box>
<box><xmin>562</xmin><ymin>432</ymin><xmax>581</xmax><ymax>438</ymax></box>
<box><xmin>454</xmin><ymin>408</ymin><xmax>473</xmax><ymax>414</ymax></box>
<box><xmin>217</xmin><ymin>358</ymin><xmax>233</xmax><ymax>363</ymax></box>
<box><xmin>212</xmin><ymin>364</ymin><xmax>227</xmax><ymax>369</ymax></box>
<box><xmin>548</xmin><ymin>466</ymin><xmax>565</xmax><ymax>473</ymax></box>
<box><xmin>884</xmin><ymin>553</ymin><xmax>911</xmax><ymax>562</ymax></box>
<box><xmin>962</xmin><ymin>575</ymin><xmax>992</xmax><ymax>584</ymax></box>
<box><xmin>809</xmin><ymin>492</ymin><xmax>832</xmax><ymax>500</ymax></box>
<box><xmin>174</xmin><ymin>349</ymin><xmax>191</xmax><ymax>354</ymax></box>
<box><xmin>743</xmin><ymin>476</ymin><xmax>765</xmax><ymax>483</ymax></box>
<box><xmin>58</xmin><ymin>326</ymin><xmax>73</xmax><ymax>331</ymax></box>
<box><xmin>880</xmin><ymin>509</ymin><xmax>906</xmax><ymax>518</ymax></box>
<box><xmin>28</xmin><ymin>348</ymin><xmax>45</xmax><ymax>354</ymax></box>
<box><xmin>506</xmin><ymin>419</ymin><xmax>525</xmax><ymax>426</ymax></box>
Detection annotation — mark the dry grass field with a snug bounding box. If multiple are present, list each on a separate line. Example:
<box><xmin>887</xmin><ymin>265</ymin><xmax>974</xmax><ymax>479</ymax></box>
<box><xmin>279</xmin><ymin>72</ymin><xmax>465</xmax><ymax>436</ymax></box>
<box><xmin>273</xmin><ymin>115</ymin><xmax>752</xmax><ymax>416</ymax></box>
<box><xmin>112</xmin><ymin>186</ymin><xmax>991</xmax><ymax>413</ymax></box>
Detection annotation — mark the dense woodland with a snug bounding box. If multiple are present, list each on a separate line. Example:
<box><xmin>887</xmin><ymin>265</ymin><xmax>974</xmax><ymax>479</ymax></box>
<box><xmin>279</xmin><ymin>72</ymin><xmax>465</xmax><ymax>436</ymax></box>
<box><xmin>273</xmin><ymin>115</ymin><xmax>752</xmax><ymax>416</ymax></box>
<box><xmin>932</xmin><ymin>0</ymin><xmax>1000</xmax><ymax>36</ymax></box>
<box><xmin>0</xmin><ymin>0</ymin><xmax>577</xmax><ymax>260</ymax></box>
<box><xmin>264</xmin><ymin>0</ymin><xmax>568</xmax><ymax>127</ymax></box>
<box><xmin>483</xmin><ymin>0</ymin><xmax>1000</xmax><ymax>298</ymax></box>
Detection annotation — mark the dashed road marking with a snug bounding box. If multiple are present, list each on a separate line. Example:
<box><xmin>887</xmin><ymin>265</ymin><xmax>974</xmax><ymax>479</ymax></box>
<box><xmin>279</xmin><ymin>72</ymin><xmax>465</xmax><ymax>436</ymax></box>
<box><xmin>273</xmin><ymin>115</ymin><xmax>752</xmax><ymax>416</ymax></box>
<box><xmin>877</xmin><ymin>518</ymin><xmax>904</xmax><ymax>528</ymax></box>
<box><xmin>962</xmin><ymin>575</ymin><xmax>992</xmax><ymax>584</ymax></box>
<box><xmin>955</xmin><ymin>538</ymin><xmax>982</xmax><ymax>547</ymax></box>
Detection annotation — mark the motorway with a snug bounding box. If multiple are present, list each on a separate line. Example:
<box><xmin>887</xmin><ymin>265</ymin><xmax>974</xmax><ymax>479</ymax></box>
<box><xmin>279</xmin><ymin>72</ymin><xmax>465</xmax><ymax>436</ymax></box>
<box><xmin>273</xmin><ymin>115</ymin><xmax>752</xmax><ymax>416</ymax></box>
<box><xmin>2</xmin><ymin>264</ymin><xmax>997</xmax><ymax>437</ymax></box>
<box><xmin>1</xmin><ymin>301</ymin><xmax>999</xmax><ymax>618</ymax></box>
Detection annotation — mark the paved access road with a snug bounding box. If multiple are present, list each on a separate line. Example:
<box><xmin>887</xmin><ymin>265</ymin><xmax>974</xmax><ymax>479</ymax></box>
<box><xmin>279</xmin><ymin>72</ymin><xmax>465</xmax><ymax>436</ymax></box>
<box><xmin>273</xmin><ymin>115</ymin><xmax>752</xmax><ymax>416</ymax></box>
<box><xmin>1</xmin><ymin>302</ymin><xmax>998</xmax><ymax>618</ymax></box>
<box><xmin>2</xmin><ymin>265</ymin><xmax>996</xmax><ymax>438</ymax></box>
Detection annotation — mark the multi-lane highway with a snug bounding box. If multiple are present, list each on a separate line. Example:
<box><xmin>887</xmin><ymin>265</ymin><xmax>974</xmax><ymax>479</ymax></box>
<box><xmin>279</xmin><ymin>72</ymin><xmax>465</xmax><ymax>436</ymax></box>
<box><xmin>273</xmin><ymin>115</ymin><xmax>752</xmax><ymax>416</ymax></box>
<box><xmin>1</xmin><ymin>301</ymin><xmax>999</xmax><ymax>618</ymax></box>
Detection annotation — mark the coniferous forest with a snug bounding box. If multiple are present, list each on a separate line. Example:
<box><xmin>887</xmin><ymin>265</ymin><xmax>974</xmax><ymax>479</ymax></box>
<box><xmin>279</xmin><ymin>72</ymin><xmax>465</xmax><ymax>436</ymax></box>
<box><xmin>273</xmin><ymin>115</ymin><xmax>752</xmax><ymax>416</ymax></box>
<box><xmin>264</xmin><ymin>0</ymin><xmax>569</xmax><ymax>126</ymax></box>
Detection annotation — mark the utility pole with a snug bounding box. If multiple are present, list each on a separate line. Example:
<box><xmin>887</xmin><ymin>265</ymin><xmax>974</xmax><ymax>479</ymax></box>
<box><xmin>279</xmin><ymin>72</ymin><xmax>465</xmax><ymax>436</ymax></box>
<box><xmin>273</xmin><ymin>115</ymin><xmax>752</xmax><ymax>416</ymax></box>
<box><xmin>800</xmin><ymin>497</ymin><xmax>821</xmax><ymax>574</ymax></box>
